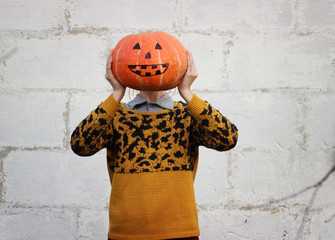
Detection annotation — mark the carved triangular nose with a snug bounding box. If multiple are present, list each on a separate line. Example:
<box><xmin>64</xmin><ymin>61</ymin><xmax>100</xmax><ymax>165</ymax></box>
<box><xmin>145</xmin><ymin>52</ymin><xmax>151</xmax><ymax>59</ymax></box>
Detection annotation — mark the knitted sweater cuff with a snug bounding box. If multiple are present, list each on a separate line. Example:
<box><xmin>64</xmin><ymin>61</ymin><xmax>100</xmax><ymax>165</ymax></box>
<box><xmin>101</xmin><ymin>94</ymin><xmax>120</xmax><ymax>116</ymax></box>
<box><xmin>186</xmin><ymin>94</ymin><xmax>207</xmax><ymax>117</ymax></box>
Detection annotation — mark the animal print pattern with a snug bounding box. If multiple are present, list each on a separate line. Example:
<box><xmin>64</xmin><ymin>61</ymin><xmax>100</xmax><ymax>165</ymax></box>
<box><xmin>71</xmin><ymin>95</ymin><xmax>238</xmax><ymax>174</ymax></box>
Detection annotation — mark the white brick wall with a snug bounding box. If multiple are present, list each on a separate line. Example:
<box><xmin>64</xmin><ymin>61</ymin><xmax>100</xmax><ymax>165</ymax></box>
<box><xmin>0</xmin><ymin>0</ymin><xmax>64</xmax><ymax>30</ymax></box>
<box><xmin>3</xmin><ymin>150</ymin><xmax>110</xmax><ymax>207</ymax></box>
<box><xmin>226</xmin><ymin>33</ymin><xmax>335</xmax><ymax>90</ymax></box>
<box><xmin>0</xmin><ymin>92</ymin><xmax>67</xmax><ymax>147</ymax></box>
<box><xmin>0</xmin><ymin>208</ymin><xmax>77</xmax><ymax>240</ymax></box>
<box><xmin>1</xmin><ymin>34</ymin><xmax>110</xmax><ymax>89</ymax></box>
<box><xmin>69</xmin><ymin>0</ymin><xmax>177</xmax><ymax>30</ymax></box>
<box><xmin>186</xmin><ymin>0</ymin><xmax>295</xmax><ymax>30</ymax></box>
<box><xmin>1</xmin><ymin>0</ymin><xmax>335</xmax><ymax>239</ymax></box>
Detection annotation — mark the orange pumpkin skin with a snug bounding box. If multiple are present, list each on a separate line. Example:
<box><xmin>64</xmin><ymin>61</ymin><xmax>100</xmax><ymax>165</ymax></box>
<box><xmin>112</xmin><ymin>31</ymin><xmax>187</xmax><ymax>91</ymax></box>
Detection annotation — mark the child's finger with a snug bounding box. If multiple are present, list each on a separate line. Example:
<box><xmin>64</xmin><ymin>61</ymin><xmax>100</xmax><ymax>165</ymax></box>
<box><xmin>107</xmin><ymin>49</ymin><xmax>114</xmax><ymax>69</ymax></box>
<box><xmin>186</xmin><ymin>50</ymin><xmax>198</xmax><ymax>76</ymax></box>
<box><xmin>187</xmin><ymin>51</ymin><xmax>195</xmax><ymax>69</ymax></box>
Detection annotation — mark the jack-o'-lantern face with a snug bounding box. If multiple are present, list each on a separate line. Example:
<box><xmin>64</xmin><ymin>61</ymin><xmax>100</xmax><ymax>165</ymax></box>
<box><xmin>112</xmin><ymin>31</ymin><xmax>187</xmax><ymax>91</ymax></box>
<box><xmin>128</xmin><ymin>42</ymin><xmax>169</xmax><ymax>77</ymax></box>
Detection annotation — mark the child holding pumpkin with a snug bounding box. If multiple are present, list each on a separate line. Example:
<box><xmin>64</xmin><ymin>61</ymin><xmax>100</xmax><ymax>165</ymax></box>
<box><xmin>71</xmin><ymin>32</ymin><xmax>238</xmax><ymax>240</ymax></box>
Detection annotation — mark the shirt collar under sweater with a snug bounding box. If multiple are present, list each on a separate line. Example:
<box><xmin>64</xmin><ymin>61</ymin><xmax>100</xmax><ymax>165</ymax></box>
<box><xmin>125</xmin><ymin>94</ymin><xmax>175</xmax><ymax>112</ymax></box>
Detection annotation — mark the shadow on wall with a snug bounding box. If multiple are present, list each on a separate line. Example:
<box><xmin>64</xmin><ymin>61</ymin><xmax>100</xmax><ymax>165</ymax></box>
<box><xmin>241</xmin><ymin>151</ymin><xmax>335</xmax><ymax>240</ymax></box>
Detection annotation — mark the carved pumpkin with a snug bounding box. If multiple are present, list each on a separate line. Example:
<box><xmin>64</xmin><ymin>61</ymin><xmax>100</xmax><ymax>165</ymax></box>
<box><xmin>112</xmin><ymin>31</ymin><xmax>187</xmax><ymax>91</ymax></box>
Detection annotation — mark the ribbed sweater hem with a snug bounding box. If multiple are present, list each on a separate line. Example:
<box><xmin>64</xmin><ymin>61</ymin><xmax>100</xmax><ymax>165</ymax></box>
<box><xmin>107</xmin><ymin>230</ymin><xmax>200</xmax><ymax>240</ymax></box>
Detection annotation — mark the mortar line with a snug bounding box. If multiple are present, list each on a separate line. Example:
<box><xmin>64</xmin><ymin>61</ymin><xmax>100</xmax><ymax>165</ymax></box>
<box><xmin>0</xmin><ymin>146</ymin><xmax>65</xmax><ymax>152</ymax></box>
<box><xmin>295</xmin><ymin>91</ymin><xmax>309</xmax><ymax>151</ymax></box>
<box><xmin>63</xmin><ymin>0</ymin><xmax>71</xmax><ymax>34</ymax></box>
<box><xmin>63</xmin><ymin>91</ymin><xmax>72</xmax><ymax>149</ymax></box>
<box><xmin>75</xmin><ymin>210</ymin><xmax>80</xmax><ymax>240</ymax></box>
<box><xmin>0</xmin><ymin>148</ymin><xmax>13</xmax><ymax>203</ymax></box>
<box><xmin>2</xmin><ymin>27</ymin><xmax>334</xmax><ymax>41</ymax></box>
<box><xmin>1</xmin><ymin>87</ymin><xmax>334</xmax><ymax>95</ymax></box>
<box><xmin>2</xmin><ymin>202</ymin><xmax>108</xmax><ymax>212</ymax></box>
<box><xmin>172</xmin><ymin>0</ymin><xmax>181</xmax><ymax>30</ymax></box>
<box><xmin>292</xmin><ymin>0</ymin><xmax>304</xmax><ymax>33</ymax></box>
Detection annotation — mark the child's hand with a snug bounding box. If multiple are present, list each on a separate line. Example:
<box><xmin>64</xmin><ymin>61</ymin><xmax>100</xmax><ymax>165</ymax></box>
<box><xmin>178</xmin><ymin>50</ymin><xmax>198</xmax><ymax>103</ymax></box>
<box><xmin>105</xmin><ymin>49</ymin><xmax>126</xmax><ymax>102</ymax></box>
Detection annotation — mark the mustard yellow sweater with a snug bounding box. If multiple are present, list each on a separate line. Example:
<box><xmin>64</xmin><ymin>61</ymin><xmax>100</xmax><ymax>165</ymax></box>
<box><xmin>71</xmin><ymin>94</ymin><xmax>238</xmax><ymax>240</ymax></box>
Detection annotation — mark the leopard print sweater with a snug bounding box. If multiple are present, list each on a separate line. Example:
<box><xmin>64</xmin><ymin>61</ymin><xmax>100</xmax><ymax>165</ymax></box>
<box><xmin>71</xmin><ymin>94</ymin><xmax>238</xmax><ymax>240</ymax></box>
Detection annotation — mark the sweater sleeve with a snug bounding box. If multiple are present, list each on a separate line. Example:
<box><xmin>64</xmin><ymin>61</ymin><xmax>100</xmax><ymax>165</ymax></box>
<box><xmin>70</xmin><ymin>94</ymin><xmax>120</xmax><ymax>156</ymax></box>
<box><xmin>187</xmin><ymin>94</ymin><xmax>238</xmax><ymax>151</ymax></box>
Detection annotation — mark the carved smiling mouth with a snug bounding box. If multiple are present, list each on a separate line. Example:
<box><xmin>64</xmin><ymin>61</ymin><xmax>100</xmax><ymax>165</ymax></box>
<box><xmin>128</xmin><ymin>63</ymin><xmax>169</xmax><ymax>77</ymax></box>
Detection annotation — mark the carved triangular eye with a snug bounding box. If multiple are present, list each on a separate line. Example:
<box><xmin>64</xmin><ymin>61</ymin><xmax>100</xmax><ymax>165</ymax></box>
<box><xmin>155</xmin><ymin>43</ymin><xmax>162</xmax><ymax>50</ymax></box>
<box><xmin>133</xmin><ymin>43</ymin><xmax>141</xmax><ymax>49</ymax></box>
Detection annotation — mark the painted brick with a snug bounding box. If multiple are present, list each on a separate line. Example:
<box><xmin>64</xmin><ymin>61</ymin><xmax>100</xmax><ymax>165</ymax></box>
<box><xmin>196</xmin><ymin>91</ymin><xmax>301</xmax><ymax>151</ymax></box>
<box><xmin>303</xmin><ymin>0</ymin><xmax>335</xmax><ymax>29</ymax></box>
<box><xmin>1</xmin><ymin>33</ymin><xmax>109</xmax><ymax>90</ymax></box>
<box><xmin>179</xmin><ymin>33</ymin><xmax>228</xmax><ymax>91</ymax></box>
<box><xmin>226</xmin><ymin>32</ymin><xmax>335</xmax><ymax>91</ymax></box>
<box><xmin>198</xmin><ymin>208</ymin><xmax>299</xmax><ymax>240</ymax></box>
<box><xmin>78</xmin><ymin>209</ymin><xmax>109</xmax><ymax>240</ymax></box>
<box><xmin>0</xmin><ymin>0</ymin><xmax>64</xmax><ymax>30</ymax></box>
<box><xmin>0</xmin><ymin>92</ymin><xmax>66</xmax><ymax>147</ymax></box>
<box><xmin>226</xmin><ymin>150</ymin><xmax>335</xmax><ymax>206</ymax></box>
<box><xmin>3</xmin><ymin>150</ymin><xmax>110</xmax><ymax>207</ymax></box>
<box><xmin>315</xmin><ymin>168</ymin><xmax>335</xmax><ymax>207</ymax></box>
<box><xmin>186</xmin><ymin>0</ymin><xmax>294</xmax><ymax>30</ymax></box>
<box><xmin>0</xmin><ymin>207</ymin><xmax>77</xmax><ymax>240</ymax></box>
<box><xmin>309</xmin><ymin>206</ymin><xmax>335</xmax><ymax>240</ymax></box>
<box><xmin>68</xmin><ymin>0</ymin><xmax>177</xmax><ymax>30</ymax></box>
<box><xmin>194</xmin><ymin>147</ymin><xmax>230</xmax><ymax>204</ymax></box>
<box><xmin>304</xmin><ymin>92</ymin><xmax>335</xmax><ymax>151</ymax></box>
